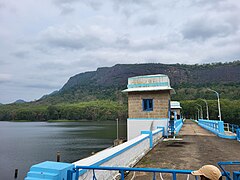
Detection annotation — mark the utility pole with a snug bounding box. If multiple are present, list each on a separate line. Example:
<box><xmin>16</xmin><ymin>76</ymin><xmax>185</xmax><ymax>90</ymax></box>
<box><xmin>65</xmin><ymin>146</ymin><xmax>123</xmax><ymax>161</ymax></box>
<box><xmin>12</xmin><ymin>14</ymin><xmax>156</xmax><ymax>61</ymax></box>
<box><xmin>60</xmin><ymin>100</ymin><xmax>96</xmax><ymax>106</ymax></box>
<box><xmin>207</xmin><ymin>88</ymin><xmax>222</xmax><ymax>121</ymax></box>
<box><xmin>116</xmin><ymin>118</ymin><xmax>119</xmax><ymax>140</ymax></box>
<box><xmin>196</xmin><ymin>104</ymin><xmax>203</xmax><ymax>119</ymax></box>
<box><xmin>200</xmin><ymin>99</ymin><xmax>209</xmax><ymax>120</ymax></box>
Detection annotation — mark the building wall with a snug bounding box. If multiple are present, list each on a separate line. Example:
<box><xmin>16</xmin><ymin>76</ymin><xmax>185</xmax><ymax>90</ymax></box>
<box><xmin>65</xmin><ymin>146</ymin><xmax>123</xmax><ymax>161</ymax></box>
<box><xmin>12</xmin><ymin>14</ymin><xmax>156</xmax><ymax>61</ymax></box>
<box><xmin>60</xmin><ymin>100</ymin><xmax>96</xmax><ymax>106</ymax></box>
<box><xmin>128</xmin><ymin>91</ymin><xmax>170</xmax><ymax>119</ymax></box>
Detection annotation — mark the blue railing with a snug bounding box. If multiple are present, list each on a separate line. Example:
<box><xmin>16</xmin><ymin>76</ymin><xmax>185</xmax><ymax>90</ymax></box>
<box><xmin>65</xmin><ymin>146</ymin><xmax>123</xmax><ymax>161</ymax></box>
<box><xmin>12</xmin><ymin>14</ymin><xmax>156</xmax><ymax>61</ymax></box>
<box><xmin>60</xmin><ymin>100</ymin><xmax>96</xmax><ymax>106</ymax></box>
<box><xmin>237</xmin><ymin>129</ymin><xmax>240</xmax><ymax>141</ymax></box>
<box><xmin>174</xmin><ymin>119</ymin><xmax>183</xmax><ymax>135</ymax></box>
<box><xmin>218</xmin><ymin>161</ymin><xmax>240</xmax><ymax>180</ymax></box>
<box><xmin>69</xmin><ymin>162</ymin><xmax>240</xmax><ymax>180</ymax></box>
<box><xmin>229</xmin><ymin>124</ymin><xmax>239</xmax><ymax>134</ymax></box>
<box><xmin>198</xmin><ymin>119</ymin><xmax>238</xmax><ymax>140</ymax></box>
<box><xmin>70</xmin><ymin>165</ymin><xmax>194</xmax><ymax>180</ymax></box>
<box><xmin>198</xmin><ymin>119</ymin><xmax>224</xmax><ymax>133</ymax></box>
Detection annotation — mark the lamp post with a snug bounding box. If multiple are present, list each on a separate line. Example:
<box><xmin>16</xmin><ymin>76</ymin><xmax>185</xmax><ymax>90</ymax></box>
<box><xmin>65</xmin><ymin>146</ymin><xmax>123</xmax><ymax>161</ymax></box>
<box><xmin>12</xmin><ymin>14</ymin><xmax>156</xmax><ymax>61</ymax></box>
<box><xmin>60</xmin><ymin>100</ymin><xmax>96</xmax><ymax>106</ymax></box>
<box><xmin>200</xmin><ymin>99</ymin><xmax>209</xmax><ymax>120</ymax></box>
<box><xmin>196</xmin><ymin>107</ymin><xmax>200</xmax><ymax>120</ymax></box>
<box><xmin>207</xmin><ymin>88</ymin><xmax>222</xmax><ymax>121</ymax></box>
<box><xmin>116</xmin><ymin>118</ymin><xmax>119</xmax><ymax>140</ymax></box>
<box><xmin>196</xmin><ymin>104</ymin><xmax>203</xmax><ymax>119</ymax></box>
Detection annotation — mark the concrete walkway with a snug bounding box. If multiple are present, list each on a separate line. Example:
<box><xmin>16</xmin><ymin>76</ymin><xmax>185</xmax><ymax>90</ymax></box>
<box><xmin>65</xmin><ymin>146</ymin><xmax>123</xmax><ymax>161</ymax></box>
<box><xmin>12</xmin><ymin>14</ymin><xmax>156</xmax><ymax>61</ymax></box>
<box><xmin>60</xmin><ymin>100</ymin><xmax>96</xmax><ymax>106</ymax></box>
<box><xmin>127</xmin><ymin>120</ymin><xmax>240</xmax><ymax>180</ymax></box>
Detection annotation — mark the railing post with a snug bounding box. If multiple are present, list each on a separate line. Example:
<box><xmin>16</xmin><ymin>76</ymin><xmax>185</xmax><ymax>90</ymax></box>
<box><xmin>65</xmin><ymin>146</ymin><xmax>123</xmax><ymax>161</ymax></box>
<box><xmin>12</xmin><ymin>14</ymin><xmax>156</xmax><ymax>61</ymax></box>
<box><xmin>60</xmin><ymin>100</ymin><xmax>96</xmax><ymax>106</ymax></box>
<box><xmin>120</xmin><ymin>170</ymin><xmax>125</xmax><ymax>180</ymax></box>
<box><xmin>75</xmin><ymin>169</ymin><xmax>79</xmax><ymax>180</ymax></box>
<box><xmin>153</xmin><ymin>172</ymin><xmax>156</xmax><ymax>180</ymax></box>
<box><xmin>237</xmin><ymin>128</ymin><xmax>240</xmax><ymax>141</ymax></box>
<box><xmin>218</xmin><ymin>121</ymin><xmax>224</xmax><ymax>133</ymax></box>
<box><xmin>172</xmin><ymin>172</ymin><xmax>177</xmax><ymax>180</ymax></box>
<box><xmin>141</xmin><ymin>131</ymin><xmax>153</xmax><ymax>148</ymax></box>
<box><xmin>157</xmin><ymin>126</ymin><xmax>165</xmax><ymax>137</ymax></box>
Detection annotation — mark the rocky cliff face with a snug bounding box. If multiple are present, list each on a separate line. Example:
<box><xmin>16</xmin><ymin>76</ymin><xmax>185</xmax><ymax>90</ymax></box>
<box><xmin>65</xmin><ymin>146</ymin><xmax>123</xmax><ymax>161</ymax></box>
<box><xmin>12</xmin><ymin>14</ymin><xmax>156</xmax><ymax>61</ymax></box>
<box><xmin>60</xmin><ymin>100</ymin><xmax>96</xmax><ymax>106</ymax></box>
<box><xmin>62</xmin><ymin>62</ymin><xmax>240</xmax><ymax>90</ymax></box>
<box><xmin>40</xmin><ymin>61</ymin><xmax>240</xmax><ymax>103</ymax></box>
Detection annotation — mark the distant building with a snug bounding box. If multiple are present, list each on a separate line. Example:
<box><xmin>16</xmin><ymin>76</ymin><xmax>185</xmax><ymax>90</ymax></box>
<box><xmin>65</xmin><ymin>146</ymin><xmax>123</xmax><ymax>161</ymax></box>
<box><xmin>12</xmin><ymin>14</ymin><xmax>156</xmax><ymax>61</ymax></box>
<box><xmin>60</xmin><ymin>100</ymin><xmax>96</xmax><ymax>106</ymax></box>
<box><xmin>122</xmin><ymin>74</ymin><xmax>175</xmax><ymax>140</ymax></box>
<box><xmin>170</xmin><ymin>101</ymin><xmax>182</xmax><ymax>119</ymax></box>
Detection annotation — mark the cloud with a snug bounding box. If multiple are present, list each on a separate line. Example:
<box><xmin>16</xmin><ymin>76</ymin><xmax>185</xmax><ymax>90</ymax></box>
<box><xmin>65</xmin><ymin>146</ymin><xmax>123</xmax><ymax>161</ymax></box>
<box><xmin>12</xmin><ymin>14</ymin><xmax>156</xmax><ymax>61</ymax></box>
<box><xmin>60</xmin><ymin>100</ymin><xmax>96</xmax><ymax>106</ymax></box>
<box><xmin>11</xmin><ymin>51</ymin><xmax>29</xmax><ymax>59</ymax></box>
<box><xmin>0</xmin><ymin>2</ymin><xmax>5</xmax><ymax>10</ymax></box>
<box><xmin>24</xmin><ymin>83</ymin><xmax>60</xmax><ymax>89</ymax></box>
<box><xmin>83</xmin><ymin>0</ymin><xmax>103</xmax><ymax>11</ymax></box>
<box><xmin>53</xmin><ymin>0</ymin><xmax>79</xmax><ymax>14</ymax></box>
<box><xmin>136</xmin><ymin>14</ymin><xmax>159</xmax><ymax>26</ymax></box>
<box><xmin>39</xmin><ymin>25</ymin><xmax>115</xmax><ymax>50</ymax></box>
<box><xmin>182</xmin><ymin>17</ymin><xmax>237</xmax><ymax>41</ymax></box>
<box><xmin>0</xmin><ymin>73</ymin><xmax>12</xmax><ymax>83</ymax></box>
<box><xmin>53</xmin><ymin>0</ymin><xmax>103</xmax><ymax>14</ymax></box>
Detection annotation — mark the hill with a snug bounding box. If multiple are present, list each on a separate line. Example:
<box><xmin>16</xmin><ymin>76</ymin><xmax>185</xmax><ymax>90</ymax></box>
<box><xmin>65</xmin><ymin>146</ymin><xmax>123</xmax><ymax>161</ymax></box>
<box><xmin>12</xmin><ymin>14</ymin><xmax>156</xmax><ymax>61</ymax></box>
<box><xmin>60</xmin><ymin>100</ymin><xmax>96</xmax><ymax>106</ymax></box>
<box><xmin>39</xmin><ymin>61</ymin><xmax>240</xmax><ymax>104</ymax></box>
<box><xmin>14</xmin><ymin>99</ymin><xmax>27</xmax><ymax>104</ymax></box>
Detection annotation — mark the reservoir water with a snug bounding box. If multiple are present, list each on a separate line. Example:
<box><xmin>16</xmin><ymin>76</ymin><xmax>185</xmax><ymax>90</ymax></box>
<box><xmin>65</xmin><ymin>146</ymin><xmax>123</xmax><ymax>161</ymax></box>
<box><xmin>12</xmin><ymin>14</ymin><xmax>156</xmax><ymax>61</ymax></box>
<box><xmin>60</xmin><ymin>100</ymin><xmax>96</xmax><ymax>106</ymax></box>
<box><xmin>0</xmin><ymin>121</ymin><xmax>126</xmax><ymax>180</ymax></box>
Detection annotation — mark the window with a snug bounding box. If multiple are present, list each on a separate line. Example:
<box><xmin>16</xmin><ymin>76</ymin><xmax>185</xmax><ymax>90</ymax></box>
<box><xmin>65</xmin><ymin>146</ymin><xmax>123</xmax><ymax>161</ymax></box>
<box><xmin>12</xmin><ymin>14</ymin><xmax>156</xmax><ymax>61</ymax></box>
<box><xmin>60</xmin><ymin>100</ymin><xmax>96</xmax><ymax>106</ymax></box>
<box><xmin>142</xmin><ymin>99</ymin><xmax>153</xmax><ymax>111</ymax></box>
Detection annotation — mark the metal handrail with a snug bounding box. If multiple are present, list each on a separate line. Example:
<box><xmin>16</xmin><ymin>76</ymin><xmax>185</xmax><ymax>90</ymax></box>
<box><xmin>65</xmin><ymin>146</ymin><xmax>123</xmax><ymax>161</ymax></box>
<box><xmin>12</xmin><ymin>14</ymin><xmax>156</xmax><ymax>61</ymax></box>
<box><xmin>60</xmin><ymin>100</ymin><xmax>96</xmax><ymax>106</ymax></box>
<box><xmin>68</xmin><ymin>162</ymin><xmax>240</xmax><ymax>180</ymax></box>
<box><xmin>72</xmin><ymin>165</ymin><xmax>195</xmax><ymax>180</ymax></box>
<box><xmin>218</xmin><ymin>161</ymin><xmax>240</xmax><ymax>180</ymax></box>
<box><xmin>229</xmin><ymin>124</ymin><xmax>239</xmax><ymax>133</ymax></box>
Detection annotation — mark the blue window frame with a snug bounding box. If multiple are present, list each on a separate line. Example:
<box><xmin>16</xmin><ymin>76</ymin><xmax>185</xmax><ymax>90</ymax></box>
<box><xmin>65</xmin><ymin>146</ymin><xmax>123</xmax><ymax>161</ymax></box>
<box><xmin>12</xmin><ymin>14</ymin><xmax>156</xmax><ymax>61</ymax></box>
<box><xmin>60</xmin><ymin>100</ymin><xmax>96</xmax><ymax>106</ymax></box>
<box><xmin>142</xmin><ymin>99</ymin><xmax>153</xmax><ymax>111</ymax></box>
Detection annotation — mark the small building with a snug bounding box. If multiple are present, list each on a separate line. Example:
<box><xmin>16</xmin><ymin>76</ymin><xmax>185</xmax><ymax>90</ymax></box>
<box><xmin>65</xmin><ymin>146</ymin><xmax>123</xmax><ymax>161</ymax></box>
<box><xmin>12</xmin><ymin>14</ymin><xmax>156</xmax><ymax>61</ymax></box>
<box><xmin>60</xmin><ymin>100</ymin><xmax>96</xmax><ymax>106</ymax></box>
<box><xmin>122</xmin><ymin>74</ymin><xmax>175</xmax><ymax>140</ymax></box>
<box><xmin>170</xmin><ymin>101</ymin><xmax>182</xmax><ymax>119</ymax></box>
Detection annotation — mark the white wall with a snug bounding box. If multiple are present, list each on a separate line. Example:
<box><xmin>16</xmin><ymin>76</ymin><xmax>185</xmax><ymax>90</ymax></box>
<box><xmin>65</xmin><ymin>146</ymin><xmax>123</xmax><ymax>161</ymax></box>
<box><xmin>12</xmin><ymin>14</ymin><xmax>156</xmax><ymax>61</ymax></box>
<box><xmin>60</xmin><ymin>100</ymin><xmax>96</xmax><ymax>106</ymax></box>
<box><xmin>127</xmin><ymin>119</ymin><xmax>168</xmax><ymax>140</ymax></box>
<box><xmin>73</xmin><ymin>129</ymin><xmax>163</xmax><ymax>180</ymax></box>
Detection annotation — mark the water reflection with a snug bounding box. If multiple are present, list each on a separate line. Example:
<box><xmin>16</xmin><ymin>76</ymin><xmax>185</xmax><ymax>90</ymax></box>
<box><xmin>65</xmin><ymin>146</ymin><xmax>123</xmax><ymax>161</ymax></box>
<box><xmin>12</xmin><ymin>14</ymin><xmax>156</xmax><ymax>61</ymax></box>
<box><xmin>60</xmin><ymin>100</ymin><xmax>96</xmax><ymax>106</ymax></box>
<box><xmin>0</xmin><ymin>121</ymin><xmax>126</xmax><ymax>180</ymax></box>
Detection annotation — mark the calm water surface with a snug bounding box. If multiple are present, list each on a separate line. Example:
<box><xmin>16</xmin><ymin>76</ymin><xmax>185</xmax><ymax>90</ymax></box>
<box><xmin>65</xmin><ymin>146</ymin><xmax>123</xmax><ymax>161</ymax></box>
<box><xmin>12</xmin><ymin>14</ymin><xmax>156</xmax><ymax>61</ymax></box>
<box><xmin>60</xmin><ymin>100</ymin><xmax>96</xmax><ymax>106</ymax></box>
<box><xmin>0</xmin><ymin>121</ymin><xmax>126</xmax><ymax>180</ymax></box>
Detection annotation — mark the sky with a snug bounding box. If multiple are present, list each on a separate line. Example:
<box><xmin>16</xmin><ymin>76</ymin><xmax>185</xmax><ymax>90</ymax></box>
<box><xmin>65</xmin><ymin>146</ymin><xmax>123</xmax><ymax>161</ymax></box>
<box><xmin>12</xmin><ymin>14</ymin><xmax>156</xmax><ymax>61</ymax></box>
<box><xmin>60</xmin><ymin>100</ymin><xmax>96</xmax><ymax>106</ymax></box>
<box><xmin>0</xmin><ymin>0</ymin><xmax>240</xmax><ymax>104</ymax></box>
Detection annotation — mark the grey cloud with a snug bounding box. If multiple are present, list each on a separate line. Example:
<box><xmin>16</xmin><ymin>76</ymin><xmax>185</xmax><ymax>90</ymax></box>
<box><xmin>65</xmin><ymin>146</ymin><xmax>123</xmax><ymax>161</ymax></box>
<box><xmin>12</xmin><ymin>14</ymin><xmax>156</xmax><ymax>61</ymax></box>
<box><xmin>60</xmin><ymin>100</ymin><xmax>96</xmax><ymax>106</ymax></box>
<box><xmin>0</xmin><ymin>73</ymin><xmax>12</xmax><ymax>83</ymax></box>
<box><xmin>190</xmin><ymin>0</ymin><xmax>238</xmax><ymax>13</ymax></box>
<box><xmin>182</xmin><ymin>18</ymin><xmax>237</xmax><ymax>41</ymax></box>
<box><xmin>190</xmin><ymin>0</ymin><xmax>224</xmax><ymax>8</ymax></box>
<box><xmin>53</xmin><ymin>0</ymin><xmax>78</xmax><ymax>14</ymax></box>
<box><xmin>24</xmin><ymin>83</ymin><xmax>60</xmax><ymax>89</ymax></box>
<box><xmin>0</xmin><ymin>2</ymin><xmax>5</xmax><ymax>10</ymax></box>
<box><xmin>53</xmin><ymin>0</ymin><xmax>103</xmax><ymax>13</ymax></box>
<box><xmin>39</xmin><ymin>25</ymin><xmax>118</xmax><ymax>50</ymax></box>
<box><xmin>72</xmin><ymin>58</ymin><xmax>104</xmax><ymax>69</ymax></box>
<box><xmin>113</xmin><ymin>0</ymin><xmax>152</xmax><ymax>8</ymax></box>
<box><xmin>112</xmin><ymin>0</ymin><xmax>154</xmax><ymax>18</ymax></box>
<box><xmin>84</xmin><ymin>0</ymin><xmax>103</xmax><ymax>11</ymax></box>
<box><xmin>37</xmin><ymin>62</ymin><xmax>67</xmax><ymax>71</ymax></box>
<box><xmin>115</xmin><ymin>36</ymin><xmax>130</xmax><ymax>48</ymax></box>
<box><xmin>60</xmin><ymin>6</ymin><xmax>75</xmax><ymax>15</ymax></box>
<box><xmin>54</xmin><ymin>0</ymin><xmax>78</xmax><ymax>4</ymax></box>
<box><xmin>136</xmin><ymin>15</ymin><xmax>159</xmax><ymax>26</ymax></box>
<box><xmin>44</xmin><ymin>34</ymin><xmax>103</xmax><ymax>50</ymax></box>
<box><xmin>11</xmin><ymin>51</ymin><xmax>29</xmax><ymax>59</ymax></box>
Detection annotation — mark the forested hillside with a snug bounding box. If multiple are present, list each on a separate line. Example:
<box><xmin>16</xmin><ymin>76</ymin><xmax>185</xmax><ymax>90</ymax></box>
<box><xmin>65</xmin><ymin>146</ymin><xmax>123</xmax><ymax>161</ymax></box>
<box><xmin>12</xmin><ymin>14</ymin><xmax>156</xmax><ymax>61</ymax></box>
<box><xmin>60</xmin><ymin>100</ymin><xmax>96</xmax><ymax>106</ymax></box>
<box><xmin>0</xmin><ymin>61</ymin><xmax>240</xmax><ymax>125</ymax></box>
<box><xmin>39</xmin><ymin>61</ymin><xmax>240</xmax><ymax>104</ymax></box>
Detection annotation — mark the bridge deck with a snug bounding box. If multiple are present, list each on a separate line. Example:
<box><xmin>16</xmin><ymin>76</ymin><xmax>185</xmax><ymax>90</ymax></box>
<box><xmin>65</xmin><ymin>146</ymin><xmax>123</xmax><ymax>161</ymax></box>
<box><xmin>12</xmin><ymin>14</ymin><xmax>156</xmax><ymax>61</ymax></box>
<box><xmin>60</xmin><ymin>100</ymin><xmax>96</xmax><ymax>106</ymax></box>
<box><xmin>127</xmin><ymin>120</ymin><xmax>240</xmax><ymax>179</ymax></box>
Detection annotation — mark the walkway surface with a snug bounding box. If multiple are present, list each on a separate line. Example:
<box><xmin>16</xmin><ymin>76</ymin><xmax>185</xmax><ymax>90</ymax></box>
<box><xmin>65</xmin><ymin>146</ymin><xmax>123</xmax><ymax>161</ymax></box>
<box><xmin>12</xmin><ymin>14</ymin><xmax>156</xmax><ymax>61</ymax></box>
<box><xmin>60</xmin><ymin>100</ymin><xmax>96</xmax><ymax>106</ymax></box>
<box><xmin>127</xmin><ymin>120</ymin><xmax>240</xmax><ymax>180</ymax></box>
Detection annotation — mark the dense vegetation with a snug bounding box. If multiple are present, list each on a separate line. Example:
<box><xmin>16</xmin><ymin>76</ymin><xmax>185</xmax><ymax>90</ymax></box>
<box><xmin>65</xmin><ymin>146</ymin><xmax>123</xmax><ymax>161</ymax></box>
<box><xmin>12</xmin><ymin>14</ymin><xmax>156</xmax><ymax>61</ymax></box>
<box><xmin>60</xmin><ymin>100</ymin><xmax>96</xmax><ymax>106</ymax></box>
<box><xmin>0</xmin><ymin>61</ymin><xmax>240</xmax><ymax>125</ymax></box>
<box><xmin>181</xmin><ymin>99</ymin><xmax>240</xmax><ymax>125</ymax></box>
<box><xmin>0</xmin><ymin>101</ymin><xmax>127</xmax><ymax>122</ymax></box>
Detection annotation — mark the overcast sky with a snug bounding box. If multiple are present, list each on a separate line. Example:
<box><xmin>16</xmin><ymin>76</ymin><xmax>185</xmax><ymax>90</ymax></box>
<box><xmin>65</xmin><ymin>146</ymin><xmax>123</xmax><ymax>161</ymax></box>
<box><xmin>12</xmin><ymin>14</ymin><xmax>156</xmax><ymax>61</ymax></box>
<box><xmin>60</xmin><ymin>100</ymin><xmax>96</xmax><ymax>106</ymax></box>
<box><xmin>0</xmin><ymin>0</ymin><xmax>240</xmax><ymax>104</ymax></box>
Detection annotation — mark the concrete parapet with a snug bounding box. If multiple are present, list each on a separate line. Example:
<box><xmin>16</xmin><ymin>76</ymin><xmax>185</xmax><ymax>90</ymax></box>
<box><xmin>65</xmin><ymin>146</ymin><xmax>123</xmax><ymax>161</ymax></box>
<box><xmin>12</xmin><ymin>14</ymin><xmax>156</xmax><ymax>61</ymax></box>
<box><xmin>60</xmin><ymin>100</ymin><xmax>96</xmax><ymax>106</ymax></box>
<box><xmin>73</xmin><ymin>129</ymin><xmax>163</xmax><ymax>180</ymax></box>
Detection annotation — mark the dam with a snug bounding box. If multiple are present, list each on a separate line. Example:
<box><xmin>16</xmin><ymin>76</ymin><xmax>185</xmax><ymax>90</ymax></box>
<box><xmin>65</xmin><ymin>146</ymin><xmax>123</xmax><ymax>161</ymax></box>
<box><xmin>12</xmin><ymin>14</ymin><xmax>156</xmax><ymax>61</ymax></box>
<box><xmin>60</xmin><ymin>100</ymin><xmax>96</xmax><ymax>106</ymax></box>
<box><xmin>25</xmin><ymin>74</ymin><xmax>240</xmax><ymax>180</ymax></box>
